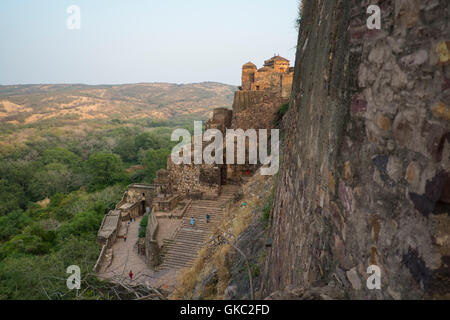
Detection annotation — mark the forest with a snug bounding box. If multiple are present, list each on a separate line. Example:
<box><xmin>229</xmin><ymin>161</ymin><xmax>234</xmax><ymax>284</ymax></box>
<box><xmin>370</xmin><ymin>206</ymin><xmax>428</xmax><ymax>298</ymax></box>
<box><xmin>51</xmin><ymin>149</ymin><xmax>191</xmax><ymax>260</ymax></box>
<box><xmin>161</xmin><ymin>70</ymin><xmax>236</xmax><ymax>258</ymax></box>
<box><xmin>0</xmin><ymin>116</ymin><xmax>197</xmax><ymax>299</ymax></box>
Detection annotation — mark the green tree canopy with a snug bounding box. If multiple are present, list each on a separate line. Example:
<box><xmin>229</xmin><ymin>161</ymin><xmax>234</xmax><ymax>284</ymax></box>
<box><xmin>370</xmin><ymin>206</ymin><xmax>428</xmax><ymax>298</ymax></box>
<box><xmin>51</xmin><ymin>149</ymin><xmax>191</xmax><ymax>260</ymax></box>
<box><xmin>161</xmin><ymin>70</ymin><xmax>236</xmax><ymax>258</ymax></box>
<box><xmin>141</xmin><ymin>148</ymin><xmax>170</xmax><ymax>183</ymax></box>
<box><xmin>86</xmin><ymin>151</ymin><xmax>127</xmax><ymax>191</ymax></box>
<box><xmin>41</xmin><ymin>147</ymin><xmax>81</xmax><ymax>168</ymax></box>
<box><xmin>135</xmin><ymin>132</ymin><xmax>163</xmax><ymax>151</ymax></box>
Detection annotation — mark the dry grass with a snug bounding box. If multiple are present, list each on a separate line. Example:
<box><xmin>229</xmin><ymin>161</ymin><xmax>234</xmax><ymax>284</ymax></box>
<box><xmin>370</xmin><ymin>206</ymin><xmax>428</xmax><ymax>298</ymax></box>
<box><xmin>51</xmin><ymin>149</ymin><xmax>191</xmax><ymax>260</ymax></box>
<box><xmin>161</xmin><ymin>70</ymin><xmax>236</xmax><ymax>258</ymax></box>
<box><xmin>170</xmin><ymin>246</ymin><xmax>210</xmax><ymax>300</ymax></box>
<box><xmin>37</xmin><ymin>197</ymin><xmax>50</xmax><ymax>208</ymax></box>
<box><xmin>169</xmin><ymin>244</ymin><xmax>234</xmax><ymax>300</ymax></box>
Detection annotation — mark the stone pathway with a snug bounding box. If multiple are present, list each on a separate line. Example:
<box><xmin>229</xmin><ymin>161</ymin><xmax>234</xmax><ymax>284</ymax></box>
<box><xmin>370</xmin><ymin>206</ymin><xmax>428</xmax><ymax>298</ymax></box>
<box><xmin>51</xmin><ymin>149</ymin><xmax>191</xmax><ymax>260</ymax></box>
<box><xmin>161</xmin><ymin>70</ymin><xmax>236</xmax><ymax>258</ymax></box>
<box><xmin>98</xmin><ymin>215</ymin><xmax>181</xmax><ymax>290</ymax></box>
<box><xmin>98</xmin><ymin>185</ymin><xmax>241</xmax><ymax>291</ymax></box>
<box><xmin>98</xmin><ymin>216</ymin><xmax>152</xmax><ymax>284</ymax></box>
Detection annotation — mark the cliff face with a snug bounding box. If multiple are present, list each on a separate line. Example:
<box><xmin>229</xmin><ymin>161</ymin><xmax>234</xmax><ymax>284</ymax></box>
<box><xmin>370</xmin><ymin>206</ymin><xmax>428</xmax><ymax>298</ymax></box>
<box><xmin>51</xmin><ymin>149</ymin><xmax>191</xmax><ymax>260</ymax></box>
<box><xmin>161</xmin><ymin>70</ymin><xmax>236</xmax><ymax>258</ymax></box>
<box><xmin>262</xmin><ymin>0</ymin><xmax>449</xmax><ymax>299</ymax></box>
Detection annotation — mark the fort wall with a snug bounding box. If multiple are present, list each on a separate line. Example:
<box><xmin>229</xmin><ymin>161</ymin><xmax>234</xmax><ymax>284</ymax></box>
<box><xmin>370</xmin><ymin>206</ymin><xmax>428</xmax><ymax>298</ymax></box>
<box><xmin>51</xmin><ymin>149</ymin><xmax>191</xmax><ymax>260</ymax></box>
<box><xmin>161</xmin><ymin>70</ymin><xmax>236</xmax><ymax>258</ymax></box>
<box><xmin>262</xmin><ymin>0</ymin><xmax>450</xmax><ymax>299</ymax></box>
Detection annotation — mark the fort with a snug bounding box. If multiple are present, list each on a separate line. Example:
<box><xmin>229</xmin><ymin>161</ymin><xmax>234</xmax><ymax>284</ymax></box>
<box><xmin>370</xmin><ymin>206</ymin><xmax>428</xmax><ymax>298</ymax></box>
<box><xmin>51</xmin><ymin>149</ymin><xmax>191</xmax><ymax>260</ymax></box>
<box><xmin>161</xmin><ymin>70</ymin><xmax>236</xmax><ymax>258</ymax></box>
<box><xmin>94</xmin><ymin>0</ymin><xmax>450</xmax><ymax>300</ymax></box>
<box><xmin>94</xmin><ymin>55</ymin><xmax>293</xmax><ymax>287</ymax></box>
<box><xmin>170</xmin><ymin>122</ymin><xmax>280</xmax><ymax>173</ymax></box>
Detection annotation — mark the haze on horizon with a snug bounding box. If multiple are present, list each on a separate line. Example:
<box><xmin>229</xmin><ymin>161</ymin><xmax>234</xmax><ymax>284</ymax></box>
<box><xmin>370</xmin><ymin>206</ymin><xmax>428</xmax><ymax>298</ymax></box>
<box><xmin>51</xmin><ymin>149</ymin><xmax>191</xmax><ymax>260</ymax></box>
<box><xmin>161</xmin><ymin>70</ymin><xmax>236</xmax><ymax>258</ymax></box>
<box><xmin>0</xmin><ymin>0</ymin><xmax>299</xmax><ymax>86</ymax></box>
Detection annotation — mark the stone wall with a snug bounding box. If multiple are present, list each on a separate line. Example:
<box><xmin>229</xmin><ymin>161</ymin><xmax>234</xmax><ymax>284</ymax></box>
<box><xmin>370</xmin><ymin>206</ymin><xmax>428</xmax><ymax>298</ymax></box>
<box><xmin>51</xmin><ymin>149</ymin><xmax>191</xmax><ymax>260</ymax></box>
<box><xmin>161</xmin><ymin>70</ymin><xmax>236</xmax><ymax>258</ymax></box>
<box><xmin>224</xmin><ymin>58</ymin><xmax>292</xmax><ymax>184</ymax></box>
<box><xmin>93</xmin><ymin>240</ymin><xmax>110</xmax><ymax>273</ymax></box>
<box><xmin>117</xmin><ymin>201</ymin><xmax>141</xmax><ymax>221</ymax></box>
<box><xmin>206</xmin><ymin>107</ymin><xmax>233</xmax><ymax>135</ymax></box>
<box><xmin>231</xmin><ymin>89</ymin><xmax>289</xmax><ymax>131</ymax></box>
<box><xmin>165</xmin><ymin>107</ymin><xmax>230</xmax><ymax>196</ymax></box>
<box><xmin>97</xmin><ymin>210</ymin><xmax>121</xmax><ymax>247</ymax></box>
<box><xmin>153</xmin><ymin>194</ymin><xmax>182</xmax><ymax>212</ymax></box>
<box><xmin>167</xmin><ymin>158</ymin><xmax>222</xmax><ymax>197</ymax></box>
<box><xmin>145</xmin><ymin>211</ymin><xmax>161</xmax><ymax>269</ymax></box>
<box><xmin>281</xmin><ymin>72</ymin><xmax>294</xmax><ymax>99</ymax></box>
<box><xmin>126</xmin><ymin>184</ymin><xmax>155</xmax><ymax>209</ymax></box>
<box><xmin>262</xmin><ymin>0</ymin><xmax>449</xmax><ymax>299</ymax></box>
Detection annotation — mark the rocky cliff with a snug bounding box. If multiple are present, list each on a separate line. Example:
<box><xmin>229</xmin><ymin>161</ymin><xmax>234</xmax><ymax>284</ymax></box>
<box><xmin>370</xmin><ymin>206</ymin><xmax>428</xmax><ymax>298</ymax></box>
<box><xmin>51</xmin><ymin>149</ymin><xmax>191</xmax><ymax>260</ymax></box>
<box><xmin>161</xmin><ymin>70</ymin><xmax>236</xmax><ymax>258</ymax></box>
<box><xmin>261</xmin><ymin>0</ymin><xmax>449</xmax><ymax>299</ymax></box>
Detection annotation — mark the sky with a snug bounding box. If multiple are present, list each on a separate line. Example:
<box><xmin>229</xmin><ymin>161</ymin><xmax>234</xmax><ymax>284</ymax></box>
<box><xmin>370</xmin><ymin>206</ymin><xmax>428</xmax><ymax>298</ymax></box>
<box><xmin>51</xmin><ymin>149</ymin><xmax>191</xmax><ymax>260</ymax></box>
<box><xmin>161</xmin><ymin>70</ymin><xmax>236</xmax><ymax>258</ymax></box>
<box><xmin>0</xmin><ymin>0</ymin><xmax>300</xmax><ymax>86</ymax></box>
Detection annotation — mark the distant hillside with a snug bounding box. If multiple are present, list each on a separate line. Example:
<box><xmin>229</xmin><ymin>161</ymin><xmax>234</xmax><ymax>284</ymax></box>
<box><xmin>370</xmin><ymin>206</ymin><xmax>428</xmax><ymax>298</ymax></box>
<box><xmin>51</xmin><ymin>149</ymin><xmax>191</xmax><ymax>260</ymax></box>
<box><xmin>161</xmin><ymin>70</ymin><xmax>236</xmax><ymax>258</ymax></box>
<box><xmin>0</xmin><ymin>82</ymin><xmax>236</xmax><ymax>124</ymax></box>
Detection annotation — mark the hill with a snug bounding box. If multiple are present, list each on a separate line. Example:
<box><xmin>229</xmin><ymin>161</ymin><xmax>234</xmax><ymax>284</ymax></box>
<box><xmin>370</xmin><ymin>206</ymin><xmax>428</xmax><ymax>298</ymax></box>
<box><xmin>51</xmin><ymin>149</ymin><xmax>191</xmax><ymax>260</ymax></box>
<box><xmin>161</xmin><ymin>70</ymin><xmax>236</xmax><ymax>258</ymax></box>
<box><xmin>0</xmin><ymin>82</ymin><xmax>236</xmax><ymax>124</ymax></box>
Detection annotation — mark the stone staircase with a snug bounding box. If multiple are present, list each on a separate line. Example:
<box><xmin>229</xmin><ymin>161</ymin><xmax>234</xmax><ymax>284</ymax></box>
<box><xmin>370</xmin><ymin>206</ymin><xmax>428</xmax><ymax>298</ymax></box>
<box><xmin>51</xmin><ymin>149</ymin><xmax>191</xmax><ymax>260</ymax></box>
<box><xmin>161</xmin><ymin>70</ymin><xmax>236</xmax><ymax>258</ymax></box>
<box><xmin>157</xmin><ymin>185</ymin><xmax>240</xmax><ymax>271</ymax></box>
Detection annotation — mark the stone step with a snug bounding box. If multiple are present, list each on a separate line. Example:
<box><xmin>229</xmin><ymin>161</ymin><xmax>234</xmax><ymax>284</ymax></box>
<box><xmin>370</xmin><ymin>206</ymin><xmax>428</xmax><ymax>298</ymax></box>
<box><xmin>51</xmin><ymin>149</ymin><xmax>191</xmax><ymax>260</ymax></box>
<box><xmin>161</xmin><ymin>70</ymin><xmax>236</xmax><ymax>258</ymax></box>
<box><xmin>160</xmin><ymin>260</ymin><xmax>194</xmax><ymax>268</ymax></box>
<box><xmin>173</xmin><ymin>240</ymin><xmax>206</xmax><ymax>247</ymax></box>
<box><xmin>163</xmin><ymin>246</ymin><xmax>202</xmax><ymax>255</ymax></box>
<box><xmin>175</xmin><ymin>236</ymin><xmax>207</xmax><ymax>243</ymax></box>
<box><xmin>174</xmin><ymin>237</ymin><xmax>207</xmax><ymax>245</ymax></box>
<box><xmin>163</xmin><ymin>256</ymin><xmax>197</xmax><ymax>264</ymax></box>
<box><xmin>186</xmin><ymin>209</ymin><xmax>223</xmax><ymax>214</ymax></box>
<box><xmin>163</xmin><ymin>257</ymin><xmax>196</xmax><ymax>266</ymax></box>
<box><xmin>158</xmin><ymin>262</ymin><xmax>194</xmax><ymax>270</ymax></box>
<box><xmin>158</xmin><ymin>261</ymin><xmax>193</xmax><ymax>271</ymax></box>
<box><xmin>185</xmin><ymin>208</ymin><xmax>222</xmax><ymax>212</ymax></box>
<box><xmin>173</xmin><ymin>233</ymin><xmax>207</xmax><ymax>240</ymax></box>
<box><xmin>177</xmin><ymin>232</ymin><xmax>209</xmax><ymax>239</ymax></box>
<box><xmin>164</xmin><ymin>251</ymin><xmax>199</xmax><ymax>259</ymax></box>
<box><xmin>167</xmin><ymin>240</ymin><xmax>204</xmax><ymax>248</ymax></box>
<box><xmin>162</xmin><ymin>254</ymin><xmax>197</xmax><ymax>264</ymax></box>
<box><xmin>156</xmin><ymin>191</ymin><xmax>238</xmax><ymax>271</ymax></box>
<box><xmin>163</xmin><ymin>246</ymin><xmax>200</xmax><ymax>256</ymax></box>
<box><xmin>182</xmin><ymin>222</ymin><xmax>218</xmax><ymax>226</ymax></box>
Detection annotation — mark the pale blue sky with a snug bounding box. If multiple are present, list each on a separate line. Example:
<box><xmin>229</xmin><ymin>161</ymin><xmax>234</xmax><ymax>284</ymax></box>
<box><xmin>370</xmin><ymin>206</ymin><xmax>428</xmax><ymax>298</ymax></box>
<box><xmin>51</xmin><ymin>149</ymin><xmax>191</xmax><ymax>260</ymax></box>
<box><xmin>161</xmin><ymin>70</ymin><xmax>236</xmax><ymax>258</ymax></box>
<box><xmin>0</xmin><ymin>0</ymin><xmax>299</xmax><ymax>85</ymax></box>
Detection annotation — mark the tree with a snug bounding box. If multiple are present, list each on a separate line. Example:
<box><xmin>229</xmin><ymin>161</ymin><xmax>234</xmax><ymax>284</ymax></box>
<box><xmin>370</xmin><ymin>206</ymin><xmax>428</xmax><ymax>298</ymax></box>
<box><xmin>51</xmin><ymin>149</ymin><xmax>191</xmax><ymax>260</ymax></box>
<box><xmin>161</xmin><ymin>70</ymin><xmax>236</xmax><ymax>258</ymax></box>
<box><xmin>30</xmin><ymin>163</ymin><xmax>84</xmax><ymax>200</ymax></box>
<box><xmin>57</xmin><ymin>210</ymin><xmax>103</xmax><ymax>241</ymax></box>
<box><xmin>86</xmin><ymin>152</ymin><xmax>127</xmax><ymax>191</ymax></box>
<box><xmin>41</xmin><ymin>147</ymin><xmax>81</xmax><ymax>168</ymax></box>
<box><xmin>135</xmin><ymin>132</ymin><xmax>163</xmax><ymax>151</ymax></box>
<box><xmin>0</xmin><ymin>179</ymin><xmax>26</xmax><ymax>216</ymax></box>
<box><xmin>0</xmin><ymin>210</ymin><xmax>32</xmax><ymax>241</ymax></box>
<box><xmin>113</xmin><ymin>135</ymin><xmax>137</xmax><ymax>163</ymax></box>
<box><xmin>141</xmin><ymin>148</ymin><xmax>170</xmax><ymax>183</ymax></box>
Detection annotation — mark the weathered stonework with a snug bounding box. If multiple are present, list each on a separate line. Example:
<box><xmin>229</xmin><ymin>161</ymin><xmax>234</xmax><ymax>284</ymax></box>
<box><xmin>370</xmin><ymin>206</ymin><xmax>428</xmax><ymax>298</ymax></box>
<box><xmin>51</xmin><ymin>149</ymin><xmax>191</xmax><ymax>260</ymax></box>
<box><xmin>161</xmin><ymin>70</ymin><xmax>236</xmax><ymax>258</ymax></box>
<box><xmin>167</xmin><ymin>159</ymin><xmax>222</xmax><ymax>197</ymax></box>
<box><xmin>241</xmin><ymin>56</ymin><xmax>293</xmax><ymax>98</ymax></box>
<box><xmin>225</xmin><ymin>56</ymin><xmax>294</xmax><ymax>183</ymax></box>
<box><xmin>145</xmin><ymin>212</ymin><xmax>161</xmax><ymax>269</ymax></box>
<box><xmin>233</xmin><ymin>56</ymin><xmax>293</xmax><ymax>130</ymax></box>
<box><xmin>262</xmin><ymin>0</ymin><xmax>450</xmax><ymax>299</ymax></box>
<box><xmin>123</xmin><ymin>184</ymin><xmax>155</xmax><ymax>209</ymax></box>
<box><xmin>206</xmin><ymin>107</ymin><xmax>233</xmax><ymax>135</ymax></box>
<box><xmin>95</xmin><ymin>184</ymin><xmax>155</xmax><ymax>272</ymax></box>
<box><xmin>165</xmin><ymin>107</ymin><xmax>230</xmax><ymax>196</ymax></box>
<box><xmin>231</xmin><ymin>89</ymin><xmax>288</xmax><ymax>131</ymax></box>
<box><xmin>97</xmin><ymin>210</ymin><xmax>121</xmax><ymax>247</ymax></box>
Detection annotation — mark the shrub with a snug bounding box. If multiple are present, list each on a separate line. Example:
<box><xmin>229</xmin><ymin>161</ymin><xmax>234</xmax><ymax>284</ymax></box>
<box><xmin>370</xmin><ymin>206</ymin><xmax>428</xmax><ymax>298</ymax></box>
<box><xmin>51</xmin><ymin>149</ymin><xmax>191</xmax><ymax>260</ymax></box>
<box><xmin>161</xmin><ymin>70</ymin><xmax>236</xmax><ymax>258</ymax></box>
<box><xmin>273</xmin><ymin>103</ymin><xmax>289</xmax><ymax>128</ymax></box>
<box><xmin>261</xmin><ymin>194</ymin><xmax>273</xmax><ymax>229</ymax></box>
<box><xmin>138</xmin><ymin>213</ymin><xmax>149</xmax><ymax>238</ymax></box>
<box><xmin>0</xmin><ymin>210</ymin><xmax>32</xmax><ymax>241</ymax></box>
<box><xmin>56</xmin><ymin>210</ymin><xmax>102</xmax><ymax>241</ymax></box>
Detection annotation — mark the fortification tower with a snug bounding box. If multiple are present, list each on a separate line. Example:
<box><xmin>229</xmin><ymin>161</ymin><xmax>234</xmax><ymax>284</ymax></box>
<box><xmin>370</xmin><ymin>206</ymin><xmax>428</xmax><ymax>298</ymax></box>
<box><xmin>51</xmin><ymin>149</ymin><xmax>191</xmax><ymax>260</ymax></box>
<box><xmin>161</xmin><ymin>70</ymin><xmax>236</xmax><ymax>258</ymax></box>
<box><xmin>264</xmin><ymin>55</ymin><xmax>290</xmax><ymax>73</ymax></box>
<box><xmin>241</xmin><ymin>62</ymin><xmax>257</xmax><ymax>90</ymax></box>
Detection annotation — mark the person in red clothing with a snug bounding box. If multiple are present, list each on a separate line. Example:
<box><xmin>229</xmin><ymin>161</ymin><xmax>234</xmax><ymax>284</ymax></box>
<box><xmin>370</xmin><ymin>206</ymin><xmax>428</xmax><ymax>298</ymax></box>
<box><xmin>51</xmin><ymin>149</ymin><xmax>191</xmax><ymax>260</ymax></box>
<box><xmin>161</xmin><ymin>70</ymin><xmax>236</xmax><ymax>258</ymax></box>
<box><xmin>129</xmin><ymin>270</ymin><xmax>133</xmax><ymax>280</ymax></box>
